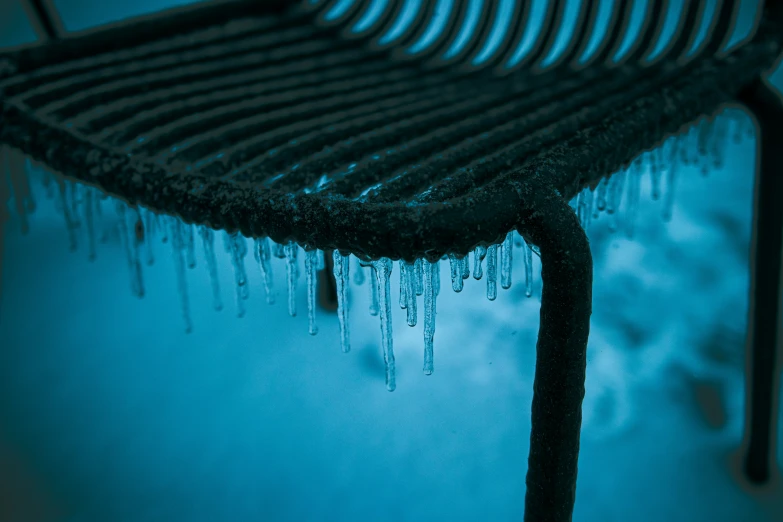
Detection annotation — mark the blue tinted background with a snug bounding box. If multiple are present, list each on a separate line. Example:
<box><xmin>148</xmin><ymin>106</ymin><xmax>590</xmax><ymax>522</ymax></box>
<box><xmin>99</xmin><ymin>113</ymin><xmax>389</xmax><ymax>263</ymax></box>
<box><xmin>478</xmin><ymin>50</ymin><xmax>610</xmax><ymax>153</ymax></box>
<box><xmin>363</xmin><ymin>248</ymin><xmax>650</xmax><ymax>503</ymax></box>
<box><xmin>1</xmin><ymin>1</ymin><xmax>783</xmax><ymax>521</ymax></box>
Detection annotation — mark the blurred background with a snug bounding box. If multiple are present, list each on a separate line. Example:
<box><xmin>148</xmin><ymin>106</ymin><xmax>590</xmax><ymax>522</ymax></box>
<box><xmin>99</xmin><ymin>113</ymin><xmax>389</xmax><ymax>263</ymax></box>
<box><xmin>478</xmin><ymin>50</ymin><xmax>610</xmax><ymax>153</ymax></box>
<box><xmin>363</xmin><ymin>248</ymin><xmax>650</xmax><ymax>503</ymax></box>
<box><xmin>1</xmin><ymin>0</ymin><xmax>782</xmax><ymax>520</ymax></box>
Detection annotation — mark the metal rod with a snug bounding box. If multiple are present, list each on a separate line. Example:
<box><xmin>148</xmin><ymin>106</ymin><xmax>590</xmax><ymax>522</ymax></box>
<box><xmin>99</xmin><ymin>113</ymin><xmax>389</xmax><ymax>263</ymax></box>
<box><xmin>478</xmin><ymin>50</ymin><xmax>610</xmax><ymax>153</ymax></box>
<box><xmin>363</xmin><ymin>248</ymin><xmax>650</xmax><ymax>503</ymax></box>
<box><xmin>738</xmin><ymin>77</ymin><xmax>783</xmax><ymax>484</ymax></box>
<box><xmin>520</xmin><ymin>180</ymin><xmax>593</xmax><ymax>522</ymax></box>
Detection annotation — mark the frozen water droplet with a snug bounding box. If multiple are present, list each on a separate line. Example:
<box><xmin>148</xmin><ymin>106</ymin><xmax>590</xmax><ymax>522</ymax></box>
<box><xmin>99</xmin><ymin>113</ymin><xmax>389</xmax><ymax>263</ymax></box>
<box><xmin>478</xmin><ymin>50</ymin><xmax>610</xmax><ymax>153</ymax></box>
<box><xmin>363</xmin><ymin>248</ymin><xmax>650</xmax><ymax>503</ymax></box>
<box><xmin>448</xmin><ymin>254</ymin><xmax>464</xmax><ymax>292</ymax></box>
<box><xmin>199</xmin><ymin>226</ymin><xmax>223</xmax><ymax>311</ymax></box>
<box><xmin>333</xmin><ymin>251</ymin><xmax>350</xmax><ymax>351</ymax></box>
<box><xmin>372</xmin><ymin>258</ymin><xmax>396</xmax><ymax>391</ymax></box>
<box><xmin>501</xmin><ymin>232</ymin><xmax>513</xmax><ymax>290</ymax></box>
<box><xmin>473</xmin><ymin>246</ymin><xmax>487</xmax><ymax>280</ymax></box>
<box><xmin>285</xmin><ymin>242</ymin><xmax>298</xmax><ymax>317</ymax></box>
<box><xmin>486</xmin><ymin>245</ymin><xmax>497</xmax><ymax>301</ymax></box>
<box><xmin>306</xmin><ymin>250</ymin><xmax>319</xmax><ymax>335</ymax></box>
<box><xmin>422</xmin><ymin>260</ymin><xmax>437</xmax><ymax>375</ymax></box>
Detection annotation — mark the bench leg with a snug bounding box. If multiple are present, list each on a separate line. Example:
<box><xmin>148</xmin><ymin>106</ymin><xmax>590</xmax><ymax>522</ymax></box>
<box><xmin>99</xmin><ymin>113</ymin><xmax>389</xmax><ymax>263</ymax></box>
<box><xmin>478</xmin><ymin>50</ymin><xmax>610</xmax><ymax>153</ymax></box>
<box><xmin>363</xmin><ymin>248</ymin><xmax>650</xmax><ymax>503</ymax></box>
<box><xmin>521</xmin><ymin>186</ymin><xmax>593</xmax><ymax>521</ymax></box>
<box><xmin>738</xmin><ymin>78</ymin><xmax>783</xmax><ymax>484</ymax></box>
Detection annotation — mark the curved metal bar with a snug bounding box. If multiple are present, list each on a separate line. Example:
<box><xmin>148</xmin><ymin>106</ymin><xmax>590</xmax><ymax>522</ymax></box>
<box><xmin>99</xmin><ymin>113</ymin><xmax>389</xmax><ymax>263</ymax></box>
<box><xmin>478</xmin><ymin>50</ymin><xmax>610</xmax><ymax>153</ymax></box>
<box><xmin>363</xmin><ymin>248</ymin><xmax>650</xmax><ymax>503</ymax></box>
<box><xmin>515</xmin><ymin>176</ymin><xmax>592</xmax><ymax>522</ymax></box>
<box><xmin>737</xmin><ymin>76</ymin><xmax>783</xmax><ymax>485</ymax></box>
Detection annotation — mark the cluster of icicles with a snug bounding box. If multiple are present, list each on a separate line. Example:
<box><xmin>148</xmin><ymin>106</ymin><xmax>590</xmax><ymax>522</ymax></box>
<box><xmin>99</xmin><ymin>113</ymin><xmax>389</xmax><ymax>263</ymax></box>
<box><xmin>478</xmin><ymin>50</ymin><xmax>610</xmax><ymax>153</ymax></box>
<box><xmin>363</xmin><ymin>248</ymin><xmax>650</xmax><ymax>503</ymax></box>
<box><xmin>0</xmin><ymin>108</ymin><xmax>753</xmax><ymax>390</ymax></box>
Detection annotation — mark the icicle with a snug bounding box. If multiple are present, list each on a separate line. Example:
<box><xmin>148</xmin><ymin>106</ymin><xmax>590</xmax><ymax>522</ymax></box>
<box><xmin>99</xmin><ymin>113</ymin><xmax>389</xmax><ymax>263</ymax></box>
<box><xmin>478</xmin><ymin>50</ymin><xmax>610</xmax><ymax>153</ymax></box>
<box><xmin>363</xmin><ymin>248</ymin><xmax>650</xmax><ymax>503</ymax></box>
<box><xmin>403</xmin><ymin>260</ymin><xmax>417</xmax><ymax>327</ymax></box>
<box><xmin>117</xmin><ymin>204</ymin><xmax>144</xmax><ymax>298</ymax></box>
<box><xmin>422</xmin><ymin>260</ymin><xmax>437</xmax><ymax>375</ymax></box>
<box><xmin>58</xmin><ymin>181</ymin><xmax>78</xmax><ymax>251</ymax></box>
<box><xmin>353</xmin><ymin>262</ymin><xmax>365</xmax><ymax>286</ymax></box>
<box><xmin>606</xmin><ymin>170</ymin><xmax>626</xmax><ymax>232</ymax></box>
<box><xmin>185</xmin><ymin>224</ymin><xmax>196</xmax><ymax>269</ymax></box>
<box><xmin>448</xmin><ymin>254</ymin><xmax>464</xmax><ymax>292</ymax></box>
<box><xmin>625</xmin><ymin>160</ymin><xmax>641</xmax><ymax>239</ymax></box>
<box><xmin>7</xmin><ymin>149</ymin><xmax>30</xmax><ymax>234</ymax></box>
<box><xmin>255</xmin><ymin>237</ymin><xmax>275</xmax><ymax>305</ymax></box>
<box><xmin>228</xmin><ymin>232</ymin><xmax>249</xmax><ymax>318</ymax></box>
<box><xmin>397</xmin><ymin>260</ymin><xmax>407</xmax><ymax>309</ymax></box>
<box><xmin>662</xmin><ymin>141</ymin><xmax>680</xmax><ymax>222</ymax></box>
<box><xmin>595</xmin><ymin>177</ymin><xmax>608</xmax><ymax>214</ymax></box>
<box><xmin>170</xmin><ymin>219</ymin><xmax>193</xmax><ymax>333</ymax></box>
<box><xmin>284</xmin><ymin>242</ymin><xmax>298</xmax><ymax>317</ymax></box>
<box><xmin>414</xmin><ymin>258</ymin><xmax>424</xmax><ymax>296</ymax></box>
<box><xmin>579</xmin><ymin>188</ymin><xmax>593</xmax><ymax>228</ymax></box>
<box><xmin>461</xmin><ymin>255</ymin><xmax>470</xmax><ymax>280</ymax></box>
<box><xmin>373</xmin><ymin>258</ymin><xmax>396</xmax><ymax>392</ymax></box>
<box><xmin>316</xmin><ymin>249</ymin><xmax>325</xmax><ymax>271</ymax></box>
<box><xmin>369</xmin><ymin>264</ymin><xmax>380</xmax><ymax>316</ymax></box>
<box><xmin>158</xmin><ymin>214</ymin><xmax>168</xmax><ymax>243</ymax></box>
<box><xmin>486</xmin><ymin>245</ymin><xmax>498</xmax><ymax>301</ymax></box>
<box><xmin>199</xmin><ymin>226</ymin><xmax>223</xmax><ymax>311</ymax></box>
<box><xmin>501</xmin><ymin>232</ymin><xmax>513</xmax><ymax>290</ymax></box>
<box><xmin>273</xmin><ymin>242</ymin><xmax>286</xmax><ymax>259</ymax></box>
<box><xmin>523</xmin><ymin>241</ymin><xmax>533</xmax><ymax>298</ymax></box>
<box><xmin>306</xmin><ymin>250</ymin><xmax>319</xmax><ymax>335</ymax></box>
<box><xmin>84</xmin><ymin>189</ymin><xmax>97</xmax><ymax>261</ymax></box>
<box><xmin>473</xmin><ymin>245</ymin><xmax>487</xmax><ymax>280</ymax></box>
<box><xmin>143</xmin><ymin>210</ymin><xmax>155</xmax><ymax>266</ymax></box>
<box><xmin>332</xmin><ymin>251</ymin><xmax>351</xmax><ymax>352</ymax></box>
<box><xmin>433</xmin><ymin>258</ymin><xmax>440</xmax><ymax>296</ymax></box>
<box><xmin>513</xmin><ymin>231</ymin><xmax>524</xmax><ymax>248</ymax></box>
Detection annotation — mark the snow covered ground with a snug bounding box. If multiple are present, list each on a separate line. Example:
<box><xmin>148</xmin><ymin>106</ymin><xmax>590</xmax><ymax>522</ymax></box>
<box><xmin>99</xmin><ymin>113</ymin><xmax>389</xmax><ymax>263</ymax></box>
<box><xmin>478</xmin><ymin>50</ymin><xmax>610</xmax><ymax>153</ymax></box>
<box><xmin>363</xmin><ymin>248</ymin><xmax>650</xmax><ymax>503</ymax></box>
<box><xmin>1</xmin><ymin>1</ymin><xmax>782</xmax><ymax>521</ymax></box>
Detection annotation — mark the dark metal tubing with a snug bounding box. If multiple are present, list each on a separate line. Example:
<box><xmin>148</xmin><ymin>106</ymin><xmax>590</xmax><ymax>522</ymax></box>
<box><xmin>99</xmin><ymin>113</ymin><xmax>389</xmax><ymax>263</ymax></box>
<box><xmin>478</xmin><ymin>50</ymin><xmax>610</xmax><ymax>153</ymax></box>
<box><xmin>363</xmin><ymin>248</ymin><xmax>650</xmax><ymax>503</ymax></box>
<box><xmin>738</xmin><ymin>77</ymin><xmax>783</xmax><ymax>485</ymax></box>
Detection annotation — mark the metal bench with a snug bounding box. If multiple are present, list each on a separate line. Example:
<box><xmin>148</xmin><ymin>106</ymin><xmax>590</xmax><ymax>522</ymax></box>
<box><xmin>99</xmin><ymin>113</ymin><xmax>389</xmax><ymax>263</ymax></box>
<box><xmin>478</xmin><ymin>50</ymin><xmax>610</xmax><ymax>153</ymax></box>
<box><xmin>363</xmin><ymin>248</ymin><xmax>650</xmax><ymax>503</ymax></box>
<box><xmin>2</xmin><ymin>1</ymin><xmax>782</xmax><ymax>520</ymax></box>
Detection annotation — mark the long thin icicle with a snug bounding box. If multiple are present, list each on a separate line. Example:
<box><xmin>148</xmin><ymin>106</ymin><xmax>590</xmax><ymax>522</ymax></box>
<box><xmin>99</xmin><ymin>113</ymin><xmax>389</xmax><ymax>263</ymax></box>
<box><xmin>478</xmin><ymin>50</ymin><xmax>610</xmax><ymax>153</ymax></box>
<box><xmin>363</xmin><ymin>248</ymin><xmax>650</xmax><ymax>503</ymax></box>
<box><xmin>316</xmin><ymin>249</ymin><xmax>325</xmax><ymax>271</ymax></box>
<box><xmin>625</xmin><ymin>160</ymin><xmax>642</xmax><ymax>239</ymax></box>
<box><xmin>143</xmin><ymin>210</ymin><xmax>155</xmax><ymax>266</ymax></box>
<box><xmin>399</xmin><ymin>260</ymin><xmax>408</xmax><ymax>309</ymax></box>
<box><xmin>200</xmin><ymin>226</ymin><xmax>223</xmax><ymax>311</ymax></box>
<box><xmin>306</xmin><ymin>250</ymin><xmax>319</xmax><ymax>335</ymax></box>
<box><xmin>117</xmin><ymin>204</ymin><xmax>144</xmax><ymax>298</ymax></box>
<box><xmin>369</xmin><ymin>263</ymin><xmax>380</xmax><ymax>316</ymax></box>
<box><xmin>523</xmin><ymin>240</ymin><xmax>533</xmax><ymax>298</ymax></box>
<box><xmin>59</xmin><ymin>181</ymin><xmax>78</xmax><ymax>251</ymax></box>
<box><xmin>473</xmin><ymin>246</ymin><xmax>487</xmax><ymax>280</ymax></box>
<box><xmin>373</xmin><ymin>258</ymin><xmax>396</xmax><ymax>392</ymax></box>
<box><xmin>255</xmin><ymin>237</ymin><xmax>275</xmax><ymax>304</ymax></box>
<box><xmin>501</xmin><ymin>232</ymin><xmax>513</xmax><ymax>290</ymax></box>
<box><xmin>486</xmin><ymin>245</ymin><xmax>497</xmax><ymax>301</ymax></box>
<box><xmin>185</xmin><ymin>224</ymin><xmax>196</xmax><ymax>269</ymax></box>
<box><xmin>227</xmin><ymin>232</ymin><xmax>249</xmax><ymax>318</ymax></box>
<box><xmin>663</xmin><ymin>140</ymin><xmax>680</xmax><ymax>222</ymax></box>
<box><xmin>170</xmin><ymin>219</ymin><xmax>193</xmax><ymax>333</ymax></box>
<box><xmin>333</xmin><ymin>251</ymin><xmax>350</xmax><ymax>352</ymax></box>
<box><xmin>7</xmin><ymin>149</ymin><xmax>30</xmax><ymax>234</ymax></box>
<box><xmin>404</xmin><ymin>260</ymin><xmax>417</xmax><ymax>327</ymax></box>
<box><xmin>448</xmin><ymin>254</ymin><xmax>464</xmax><ymax>292</ymax></box>
<box><xmin>84</xmin><ymin>189</ymin><xmax>96</xmax><ymax>261</ymax></box>
<box><xmin>285</xmin><ymin>242</ymin><xmax>298</xmax><ymax>317</ymax></box>
<box><xmin>433</xmin><ymin>258</ymin><xmax>440</xmax><ymax>296</ymax></box>
<box><xmin>460</xmin><ymin>255</ymin><xmax>470</xmax><ymax>280</ymax></box>
<box><xmin>414</xmin><ymin>258</ymin><xmax>423</xmax><ymax>296</ymax></box>
<box><xmin>422</xmin><ymin>260</ymin><xmax>437</xmax><ymax>375</ymax></box>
